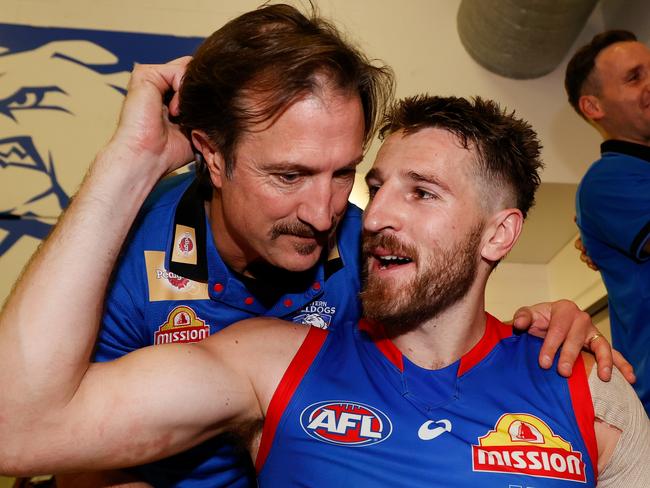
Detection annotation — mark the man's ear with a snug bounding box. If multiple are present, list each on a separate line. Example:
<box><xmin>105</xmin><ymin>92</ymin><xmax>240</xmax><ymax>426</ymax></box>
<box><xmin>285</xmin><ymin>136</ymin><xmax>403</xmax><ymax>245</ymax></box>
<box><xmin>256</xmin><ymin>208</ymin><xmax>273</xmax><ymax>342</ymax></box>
<box><xmin>578</xmin><ymin>94</ymin><xmax>604</xmax><ymax>122</ymax></box>
<box><xmin>481</xmin><ymin>208</ymin><xmax>524</xmax><ymax>262</ymax></box>
<box><xmin>191</xmin><ymin>130</ymin><xmax>226</xmax><ymax>188</ymax></box>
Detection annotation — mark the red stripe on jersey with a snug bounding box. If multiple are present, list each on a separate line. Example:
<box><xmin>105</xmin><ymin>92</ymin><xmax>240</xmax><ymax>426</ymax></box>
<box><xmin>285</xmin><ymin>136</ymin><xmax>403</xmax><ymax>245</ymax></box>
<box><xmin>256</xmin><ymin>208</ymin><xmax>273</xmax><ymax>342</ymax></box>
<box><xmin>568</xmin><ymin>355</ymin><xmax>598</xmax><ymax>481</ymax></box>
<box><xmin>458</xmin><ymin>313</ymin><xmax>512</xmax><ymax>377</ymax></box>
<box><xmin>255</xmin><ymin>325</ymin><xmax>328</xmax><ymax>473</ymax></box>
<box><xmin>358</xmin><ymin>319</ymin><xmax>404</xmax><ymax>371</ymax></box>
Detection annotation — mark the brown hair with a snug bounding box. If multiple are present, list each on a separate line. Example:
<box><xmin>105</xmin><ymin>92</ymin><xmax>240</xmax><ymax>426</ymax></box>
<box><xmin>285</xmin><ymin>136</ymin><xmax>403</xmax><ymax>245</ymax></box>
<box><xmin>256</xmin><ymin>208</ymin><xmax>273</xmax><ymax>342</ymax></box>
<box><xmin>179</xmin><ymin>3</ymin><xmax>394</xmax><ymax>184</ymax></box>
<box><xmin>564</xmin><ymin>30</ymin><xmax>637</xmax><ymax>117</ymax></box>
<box><xmin>380</xmin><ymin>95</ymin><xmax>543</xmax><ymax>218</ymax></box>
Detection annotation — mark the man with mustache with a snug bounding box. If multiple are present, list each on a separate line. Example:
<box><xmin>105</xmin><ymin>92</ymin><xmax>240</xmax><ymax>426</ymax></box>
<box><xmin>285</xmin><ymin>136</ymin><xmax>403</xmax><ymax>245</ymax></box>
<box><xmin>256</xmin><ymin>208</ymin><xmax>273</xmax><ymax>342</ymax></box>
<box><xmin>0</xmin><ymin>74</ymin><xmax>647</xmax><ymax>484</ymax></box>
<box><xmin>2</xmin><ymin>6</ymin><xmax>627</xmax><ymax>488</ymax></box>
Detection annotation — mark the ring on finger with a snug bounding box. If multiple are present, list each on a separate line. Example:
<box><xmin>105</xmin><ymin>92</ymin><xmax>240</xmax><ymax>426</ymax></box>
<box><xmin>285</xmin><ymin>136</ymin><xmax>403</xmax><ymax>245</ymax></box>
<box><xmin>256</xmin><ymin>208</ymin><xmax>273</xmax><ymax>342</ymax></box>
<box><xmin>587</xmin><ymin>332</ymin><xmax>603</xmax><ymax>347</ymax></box>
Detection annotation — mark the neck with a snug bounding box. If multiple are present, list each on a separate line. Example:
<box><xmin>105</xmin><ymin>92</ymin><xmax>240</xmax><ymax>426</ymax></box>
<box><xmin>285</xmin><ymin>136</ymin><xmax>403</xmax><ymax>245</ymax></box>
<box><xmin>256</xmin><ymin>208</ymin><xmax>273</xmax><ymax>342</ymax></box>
<box><xmin>602</xmin><ymin>129</ymin><xmax>650</xmax><ymax>147</ymax></box>
<box><xmin>206</xmin><ymin>195</ymin><xmax>253</xmax><ymax>275</ymax></box>
<box><xmin>391</xmin><ymin>279</ymin><xmax>488</xmax><ymax>370</ymax></box>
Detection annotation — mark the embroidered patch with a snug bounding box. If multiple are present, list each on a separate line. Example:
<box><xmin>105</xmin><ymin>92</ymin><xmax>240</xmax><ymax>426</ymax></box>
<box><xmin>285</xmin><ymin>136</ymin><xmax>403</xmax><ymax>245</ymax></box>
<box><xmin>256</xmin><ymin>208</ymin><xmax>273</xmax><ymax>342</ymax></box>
<box><xmin>145</xmin><ymin>251</ymin><xmax>208</xmax><ymax>301</ymax></box>
<box><xmin>154</xmin><ymin>305</ymin><xmax>210</xmax><ymax>345</ymax></box>
<box><xmin>171</xmin><ymin>224</ymin><xmax>197</xmax><ymax>265</ymax></box>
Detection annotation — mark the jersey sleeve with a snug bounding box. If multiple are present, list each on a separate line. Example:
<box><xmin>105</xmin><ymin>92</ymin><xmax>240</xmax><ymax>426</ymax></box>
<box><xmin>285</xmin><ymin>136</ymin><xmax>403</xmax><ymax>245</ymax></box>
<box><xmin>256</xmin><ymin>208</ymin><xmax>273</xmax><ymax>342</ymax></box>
<box><xmin>578</xmin><ymin>163</ymin><xmax>650</xmax><ymax>261</ymax></box>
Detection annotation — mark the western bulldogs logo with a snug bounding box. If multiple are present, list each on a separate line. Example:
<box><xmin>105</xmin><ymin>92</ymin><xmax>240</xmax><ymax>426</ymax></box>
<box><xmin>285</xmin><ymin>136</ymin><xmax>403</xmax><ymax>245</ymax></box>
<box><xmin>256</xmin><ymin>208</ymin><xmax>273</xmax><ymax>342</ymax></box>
<box><xmin>300</xmin><ymin>401</ymin><xmax>392</xmax><ymax>447</ymax></box>
<box><xmin>293</xmin><ymin>312</ymin><xmax>331</xmax><ymax>329</ymax></box>
<box><xmin>293</xmin><ymin>300</ymin><xmax>335</xmax><ymax>329</ymax></box>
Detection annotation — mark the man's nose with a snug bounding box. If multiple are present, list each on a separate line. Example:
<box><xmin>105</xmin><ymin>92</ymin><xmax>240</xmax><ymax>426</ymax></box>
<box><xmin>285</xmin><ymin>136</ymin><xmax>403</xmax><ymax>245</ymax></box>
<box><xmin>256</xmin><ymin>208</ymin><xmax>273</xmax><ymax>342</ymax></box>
<box><xmin>296</xmin><ymin>180</ymin><xmax>335</xmax><ymax>233</ymax></box>
<box><xmin>363</xmin><ymin>186</ymin><xmax>402</xmax><ymax>234</ymax></box>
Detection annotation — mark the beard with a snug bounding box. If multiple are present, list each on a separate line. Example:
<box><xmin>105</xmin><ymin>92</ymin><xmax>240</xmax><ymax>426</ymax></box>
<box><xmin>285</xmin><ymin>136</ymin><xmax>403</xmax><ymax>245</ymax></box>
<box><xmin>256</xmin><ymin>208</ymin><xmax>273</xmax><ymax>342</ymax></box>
<box><xmin>360</xmin><ymin>224</ymin><xmax>483</xmax><ymax>336</ymax></box>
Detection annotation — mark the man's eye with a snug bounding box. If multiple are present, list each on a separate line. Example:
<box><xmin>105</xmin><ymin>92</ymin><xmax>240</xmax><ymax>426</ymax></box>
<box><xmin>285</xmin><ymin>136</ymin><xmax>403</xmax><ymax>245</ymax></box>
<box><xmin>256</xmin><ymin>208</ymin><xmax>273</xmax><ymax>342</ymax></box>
<box><xmin>367</xmin><ymin>185</ymin><xmax>380</xmax><ymax>199</ymax></box>
<box><xmin>334</xmin><ymin>168</ymin><xmax>356</xmax><ymax>180</ymax></box>
<box><xmin>277</xmin><ymin>173</ymin><xmax>301</xmax><ymax>183</ymax></box>
<box><xmin>415</xmin><ymin>188</ymin><xmax>437</xmax><ymax>200</ymax></box>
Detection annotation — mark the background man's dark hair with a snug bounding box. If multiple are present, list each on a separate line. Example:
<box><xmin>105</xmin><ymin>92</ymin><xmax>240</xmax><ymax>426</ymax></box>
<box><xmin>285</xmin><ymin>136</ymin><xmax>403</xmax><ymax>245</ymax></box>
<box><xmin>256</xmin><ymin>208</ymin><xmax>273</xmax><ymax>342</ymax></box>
<box><xmin>379</xmin><ymin>95</ymin><xmax>543</xmax><ymax>219</ymax></box>
<box><xmin>179</xmin><ymin>3</ymin><xmax>394</xmax><ymax>186</ymax></box>
<box><xmin>564</xmin><ymin>30</ymin><xmax>637</xmax><ymax>117</ymax></box>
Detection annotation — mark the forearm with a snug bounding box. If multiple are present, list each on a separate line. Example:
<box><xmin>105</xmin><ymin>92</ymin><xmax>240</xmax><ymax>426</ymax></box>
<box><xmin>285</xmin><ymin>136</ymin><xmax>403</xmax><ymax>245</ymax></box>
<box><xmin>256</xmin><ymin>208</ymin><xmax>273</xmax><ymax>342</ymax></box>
<box><xmin>0</xmin><ymin>145</ymin><xmax>164</xmax><ymax>427</ymax></box>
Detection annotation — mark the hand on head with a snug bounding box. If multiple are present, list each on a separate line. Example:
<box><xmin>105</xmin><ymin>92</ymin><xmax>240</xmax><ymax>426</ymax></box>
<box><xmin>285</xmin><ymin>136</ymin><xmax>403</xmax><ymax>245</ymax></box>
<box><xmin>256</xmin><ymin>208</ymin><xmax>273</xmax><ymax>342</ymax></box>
<box><xmin>109</xmin><ymin>56</ymin><xmax>195</xmax><ymax>176</ymax></box>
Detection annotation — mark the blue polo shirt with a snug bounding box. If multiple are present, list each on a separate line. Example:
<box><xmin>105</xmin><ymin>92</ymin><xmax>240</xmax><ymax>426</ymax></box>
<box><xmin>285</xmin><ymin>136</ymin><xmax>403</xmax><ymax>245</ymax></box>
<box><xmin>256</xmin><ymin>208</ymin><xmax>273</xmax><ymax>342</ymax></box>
<box><xmin>575</xmin><ymin>139</ymin><xmax>650</xmax><ymax>414</ymax></box>
<box><xmin>94</xmin><ymin>172</ymin><xmax>363</xmax><ymax>487</ymax></box>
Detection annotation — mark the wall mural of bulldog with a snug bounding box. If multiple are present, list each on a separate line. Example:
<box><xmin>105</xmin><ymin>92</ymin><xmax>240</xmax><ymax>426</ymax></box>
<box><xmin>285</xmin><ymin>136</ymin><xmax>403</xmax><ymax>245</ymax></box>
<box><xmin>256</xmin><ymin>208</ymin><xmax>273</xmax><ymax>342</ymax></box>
<box><xmin>0</xmin><ymin>24</ymin><xmax>202</xmax><ymax>302</ymax></box>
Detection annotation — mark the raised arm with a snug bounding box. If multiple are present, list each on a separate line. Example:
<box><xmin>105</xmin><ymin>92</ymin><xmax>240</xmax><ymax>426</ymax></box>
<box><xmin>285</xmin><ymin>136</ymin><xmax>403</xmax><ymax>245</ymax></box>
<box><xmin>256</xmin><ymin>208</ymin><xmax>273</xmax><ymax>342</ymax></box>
<box><xmin>0</xmin><ymin>58</ymin><xmax>260</xmax><ymax>475</ymax></box>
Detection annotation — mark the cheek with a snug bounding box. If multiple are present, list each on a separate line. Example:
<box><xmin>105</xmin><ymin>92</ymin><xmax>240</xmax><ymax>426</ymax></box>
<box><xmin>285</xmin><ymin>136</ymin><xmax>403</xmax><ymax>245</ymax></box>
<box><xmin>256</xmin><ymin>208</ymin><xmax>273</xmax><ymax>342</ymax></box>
<box><xmin>254</xmin><ymin>193</ymin><xmax>301</xmax><ymax>223</ymax></box>
<box><xmin>333</xmin><ymin>183</ymin><xmax>354</xmax><ymax>213</ymax></box>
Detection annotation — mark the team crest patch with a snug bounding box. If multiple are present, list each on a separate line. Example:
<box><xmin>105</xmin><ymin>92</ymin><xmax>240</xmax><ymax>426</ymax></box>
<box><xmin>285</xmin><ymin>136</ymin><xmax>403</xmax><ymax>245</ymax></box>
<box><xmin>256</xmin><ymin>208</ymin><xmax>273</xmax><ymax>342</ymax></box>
<box><xmin>300</xmin><ymin>401</ymin><xmax>392</xmax><ymax>447</ymax></box>
<box><xmin>293</xmin><ymin>300</ymin><xmax>336</xmax><ymax>329</ymax></box>
<box><xmin>293</xmin><ymin>313</ymin><xmax>332</xmax><ymax>329</ymax></box>
<box><xmin>472</xmin><ymin>413</ymin><xmax>586</xmax><ymax>482</ymax></box>
<box><xmin>154</xmin><ymin>306</ymin><xmax>210</xmax><ymax>345</ymax></box>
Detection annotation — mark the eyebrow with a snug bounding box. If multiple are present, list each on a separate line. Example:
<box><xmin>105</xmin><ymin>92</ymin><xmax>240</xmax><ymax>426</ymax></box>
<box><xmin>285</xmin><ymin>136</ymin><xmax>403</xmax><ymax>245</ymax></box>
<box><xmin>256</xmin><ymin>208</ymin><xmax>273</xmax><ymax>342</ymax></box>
<box><xmin>263</xmin><ymin>155</ymin><xmax>364</xmax><ymax>173</ymax></box>
<box><xmin>407</xmin><ymin>170</ymin><xmax>451</xmax><ymax>192</ymax></box>
<box><xmin>365</xmin><ymin>168</ymin><xmax>452</xmax><ymax>194</ymax></box>
<box><xmin>624</xmin><ymin>65</ymin><xmax>642</xmax><ymax>79</ymax></box>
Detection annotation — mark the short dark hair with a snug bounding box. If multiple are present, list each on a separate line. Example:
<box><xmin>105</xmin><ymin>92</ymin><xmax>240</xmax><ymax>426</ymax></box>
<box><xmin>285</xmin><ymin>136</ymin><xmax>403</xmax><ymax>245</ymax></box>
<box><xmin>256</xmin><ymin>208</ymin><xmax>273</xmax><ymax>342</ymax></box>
<box><xmin>379</xmin><ymin>95</ymin><xmax>543</xmax><ymax>218</ymax></box>
<box><xmin>564</xmin><ymin>30</ymin><xmax>637</xmax><ymax>117</ymax></box>
<box><xmin>179</xmin><ymin>3</ymin><xmax>394</xmax><ymax>184</ymax></box>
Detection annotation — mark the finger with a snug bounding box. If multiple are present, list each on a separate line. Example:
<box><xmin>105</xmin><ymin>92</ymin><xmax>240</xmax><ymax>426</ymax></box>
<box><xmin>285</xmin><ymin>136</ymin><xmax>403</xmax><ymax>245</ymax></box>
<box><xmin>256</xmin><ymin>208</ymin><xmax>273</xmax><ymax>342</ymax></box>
<box><xmin>588</xmin><ymin>333</ymin><xmax>613</xmax><ymax>381</ymax></box>
<box><xmin>555</xmin><ymin>322</ymin><xmax>591</xmax><ymax>378</ymax></box>
<box><xmin>163</xmin><ymin>57</ymin><xmax>192</xmax><ymax>116</ymax></box>
<box><xmin>537</xmin><ymin>318</ymin><xmax>570</xmax><ymax>371</ymax></box>
<box><xmin>511</xmin><ymin>307</ymin><xmax>534</xmax><ymax>331</ymax></box>
<box><xmin>612</xmin><ymin>348</ymin><xmax>636</xmax><ymax>384</ymax></box>
<box><xmin>545</xmin><ymin>305</ymin><xmax>591</xmax><ymax>376</ymax></box>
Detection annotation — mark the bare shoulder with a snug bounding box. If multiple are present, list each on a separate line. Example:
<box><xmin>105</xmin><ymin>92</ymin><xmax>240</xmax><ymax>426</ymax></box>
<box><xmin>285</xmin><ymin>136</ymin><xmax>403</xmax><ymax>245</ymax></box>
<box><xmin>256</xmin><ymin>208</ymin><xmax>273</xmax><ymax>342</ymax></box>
<box><xmin>199</xmin><ymin>319</ymin><xmax>314</xmax><ymax>411</ymax></box>
<box><xmin>201</xmin><ymin>318</ymin><xmax>310</xmax><ymax>359</ymax></box>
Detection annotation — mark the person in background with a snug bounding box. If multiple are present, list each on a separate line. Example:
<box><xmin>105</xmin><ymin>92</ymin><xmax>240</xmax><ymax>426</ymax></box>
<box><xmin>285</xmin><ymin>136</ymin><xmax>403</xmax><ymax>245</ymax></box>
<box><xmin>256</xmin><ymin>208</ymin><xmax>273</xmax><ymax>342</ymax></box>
<box><xmin>566</xmin><ymin>29</ymin><xmax>650</xmax><ymax>415</ymax></box>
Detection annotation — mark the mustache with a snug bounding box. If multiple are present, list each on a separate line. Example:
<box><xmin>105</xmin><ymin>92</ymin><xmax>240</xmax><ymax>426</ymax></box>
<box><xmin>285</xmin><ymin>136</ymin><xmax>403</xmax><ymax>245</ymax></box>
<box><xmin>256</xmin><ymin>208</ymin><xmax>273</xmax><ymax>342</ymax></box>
<box><xmin>362</xmin><ymin>231</ymin><xmax>417</xmax><ymax>261</ymax></box>
<box><xmin>270</xmin><ymin>221</ymin><xmax>330</xmax><ymax>241</ymax></box>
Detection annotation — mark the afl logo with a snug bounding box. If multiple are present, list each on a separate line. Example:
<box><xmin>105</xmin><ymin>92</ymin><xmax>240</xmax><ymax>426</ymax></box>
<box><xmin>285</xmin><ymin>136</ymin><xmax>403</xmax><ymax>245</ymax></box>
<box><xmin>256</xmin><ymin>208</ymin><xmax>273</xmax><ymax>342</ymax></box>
<box><xmin>300</xmin><ymin>401</ymin><xmax>392</xmax><ymax>447</ymax></box>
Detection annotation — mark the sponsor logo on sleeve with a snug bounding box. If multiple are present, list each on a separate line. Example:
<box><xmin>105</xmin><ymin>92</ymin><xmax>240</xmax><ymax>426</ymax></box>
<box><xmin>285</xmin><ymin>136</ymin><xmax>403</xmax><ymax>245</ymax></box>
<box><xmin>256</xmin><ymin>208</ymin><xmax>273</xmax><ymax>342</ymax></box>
<box><xmin>300</xmin><ymin>400</ymin><xmax>392</xmax><ymax>447</ymax></box>
<box><xmin>171</xmin><ymin>224</ymin><xmax>197</xmax><ymax>265</ymax></box>
<box><xmin>472</xmin><ymin>413</ymin><xmax>587</xmax><ymax>482</ymax></box>
<box><xmin>292</xmin><ymin>300</ymin><xmax>335</xmax><ymax>329</ymax></box>
<box><xmin>154</xmin><ymin>305</ymin><xmax>210</xmax><ymax>345</ymax></box>
<box><xmin>145</xmin><ymin>251</ymin><xmax>208</xmax><ymax>301</ymax></box>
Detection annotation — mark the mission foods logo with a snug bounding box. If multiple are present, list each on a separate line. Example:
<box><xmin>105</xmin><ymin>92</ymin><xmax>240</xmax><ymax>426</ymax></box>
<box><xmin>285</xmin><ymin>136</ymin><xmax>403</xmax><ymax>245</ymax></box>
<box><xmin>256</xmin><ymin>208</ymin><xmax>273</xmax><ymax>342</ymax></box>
<box><xmin>472</xmin><ymin>413</ymin><xmax>586</xmax><ymax>482</ymax></box>
<box><xmin>154</xmin><ymin>306</ymin><xmax>210</xmax><ymax>345</ymax></box>
<box><xmin>300</xmin><ymin>401</ymin><xmax>392</xmax><ymax>447</ymax></box>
